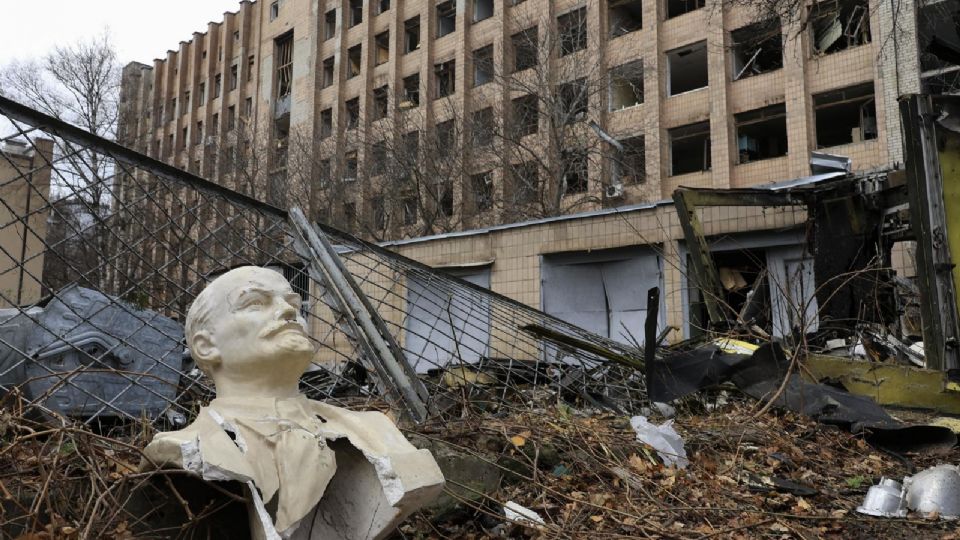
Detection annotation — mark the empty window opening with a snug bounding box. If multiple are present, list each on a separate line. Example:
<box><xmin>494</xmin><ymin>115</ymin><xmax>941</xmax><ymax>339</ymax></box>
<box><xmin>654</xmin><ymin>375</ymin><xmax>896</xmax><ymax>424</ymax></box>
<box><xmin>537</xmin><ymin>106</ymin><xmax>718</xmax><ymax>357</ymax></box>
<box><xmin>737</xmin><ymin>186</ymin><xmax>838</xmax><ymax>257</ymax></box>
<box><xmin>562</xmin><ymin>150</ymin><xmax>588</xmax><ymax>194</ymax></box>
<box><xmin>810</xmin><ymin>0</ymin><xmax>871</xmax><ymax>55</ymax></box>
<box><xmin>345</xmin><ymin>151</ymin><xmax>358</xmax><ymax>180</ymax></box>
<box><xmin>275</xmin><ymin>33</ymin><xmax>294</xmax><ymax>98</ymax></box>
<box><xmin>378</xmin><ymin>0</ymin><xmax>391</xmax><ymax>15</ymax></box>
<box><xmin>274</xmin><ymin>114</ymin><xmax>290</xmax><ymax>165</ymax></box>
<box><xmin>347</xmin><ymin>44</ymin><xmax>362</xmax><ymax>78</ymax></box>
<box><xmin>270</xmin><ymin>0</ymin><xmax>280</xmax><ymax>21</ymax></box>
<box><xmin>735</xmin><ymin>104</ymin><xmax>787</xmax><ymax>163</ymax></box>
<box><xmin>437</xmin><ymin>1</ymin><xmax>456</xmax><ymax>38</ymax></box>
<box><xmin>245</xmin><ymin>97</ymin><xmax>253</xmax><ymax>116</ymax></box>
<box><xmin>670</xmin><ymin>121</ymin><xmax>711</xmax><ymax>175</ymax></box>
<box><xmin>512</xmin><ymin>94</ymin><xmax>539</xmax><ymax>136</ymax></box>
<box><xmin>731</xmin><ymin>20</ymin><xmax>783</xmax><ymax>80</ymax></box>
<box><xmin>402</xmin><ymin>194</ymin><xmax>418</xmax><ymax>225</ymax></box>
<box><xmin>401</xmin><ymin>74</ymin><xmax>420</xmax><ymax>108</ymax></box>
<box><xmin>471</xmin><ymin>172</ymin><xmax>494</xmax><ymax>212</ymax></box>
<box><xmin>435</xmin><ymin>60</ymin><xmax>456</xmax><ymax>98</ymax></box>
<box><xmin>611</xmin><ymin>135</ymin><xmax>645</xmax><ymax>185</ymax></box>
<box><xmin>199</xmin><ymin>82</ymin><xmax>205</xmax><ymax>102</ymax></box>
<box><xmin>436</xmin><ymin>120</ymin><xmax>456</xmax><ymax>155</ymax></box>
<box><xmin>349</xmin><ymin>0</ymin><xmax>363</xmax><ymax>27</ymax></box>
<box><xmin>405</xmin><ymin>17</ymin><xmax>421</xmax><ymax>53</ymax></box>
<box><xmin>404</xmin><ymin>131</ymin><xmax>419</xmax><ymax>161</ymax></box>
<box><xmin>373</xmin><ymin>85</ymin><xmax>389</xmax><ymax>119</ymax></box>
<box><xmin>667</xmin><ymin>41</ymin><xmax>707</xmax><ymax>96</ymax></box>
<box><xmin>371</xmin><ymin>142</ymin><xmax>387</xmax><ymax>175</ymax></box>
<box><xmin>319</xmin><ymin>159</ymin><xmax>331</xmax><ymax>187</ymax></box>
<box><xmin>248</xmin><ymin>55</ymin><xmax>256</xmax><ymax>82</ymax></box>
<box><xmin>609</xmin><ymin>60</ymin><xmax>644</xmax><ymax>110</ymax></box>
<box><xmin>324</xmin><ymin>10</ymin><xmax>337</xmax><ymax>40</ymax></box>
<box><xmin>214</xmin><ymin>74</ymin><xmax>222</xmax><ymax>98</ymax></box>
<box><xmin>558</xmin><ymin>8</ymin><xmax>588</xmax><ymax>56</ymax></box>
<box><xmin>322</xmin><ymin>56</ymin><xmax>335</xmax><ymax>88</ymax></box>
<box><xmin>230</xmin><ymin>64</ymin><xmax>238</xmax><ymax>90</ymax></box>
<box><xmin>609</xmin><ymin>0</ymin><xmax>643</xmax><ymax>38</ymax></box>
<box><xmin>558</xmin><ymin>78</ymin><xmax>588</xmax><ymax>123</ymax></box>
<box><xmin>371</xmin><ymin>196</ymin><xmax>387</xmax><ymax>229</ymax></box>
<box><xmin>320</xmin><ymin>108</ymin><xmax>333</xmax><ymax>138</ymax></box>
<box><xmin>475</xmin><ymin>0</ymin><xmax>494</xmax><ymax>21</ymax></box>
<box><xmin>510</xmin><ymin>161</ymin><xmax>539</xmax><ymax>204</ymax></box>
<box><xmin>813</xmin><ymin>83</ymin><xmax>877</xmax><ymax>147</ymax></box>
<box><xmin>667</xmin><ymin>0</ymin><xmax>705</xmax><ymax>19</ymax></box>
<box><xmin>343</xmin><ymin>202</ymin><xmax>357</xmax><ymax>225</ymax></box>
<box><xmin>234</xmin><ymin>30</ymin><xmax>240</xmax><ymax>42</ymax></box>
<box><xmin>473</xmin><ymin>45</ymin><xmax>494</xmax><ymax>86</ymax></box>
<box><xmin>195</xmin><ymin>121</ymin><xmax>204</xmax><ymax>144</ymax></box>
<box><xmin>227</xmin><ymin>105</ymin><xmax>236</xmax><ymax>130</ymax></box>
<box><xmin>438</xmin><ymin>180</ymin><xmax>455</xmax><ymax>217</ymax></box>
<box><xmin>345</xmin><ymin>97</ymin><xmax>361</xmax><ymax>129</ymax></box>
<box><xmin>375</xmin><ymin>31</ymin><xmax>390</xmax><ymax>65</ymax></box>
<box><xmin>472</xmin><ymin>107</ymin><xmax>495</xmax><ymax>146</ymax></box>
<box><xmin>512</xmin><ymin>26</ymin><xmax>539</xmax><ymax>72</ymax></box>
<box><xmin>919</xmin><ymin>0</ymin><xmax>960</xmax><ymax>94</ymax></box>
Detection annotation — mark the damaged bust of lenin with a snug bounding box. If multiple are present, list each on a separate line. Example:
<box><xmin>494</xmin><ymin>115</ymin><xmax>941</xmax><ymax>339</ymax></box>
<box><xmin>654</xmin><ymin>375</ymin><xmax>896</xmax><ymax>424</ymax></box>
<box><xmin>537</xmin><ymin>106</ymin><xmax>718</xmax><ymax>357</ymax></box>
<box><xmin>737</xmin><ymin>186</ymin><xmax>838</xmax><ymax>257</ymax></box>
<box><xmin>141</xmin><ymin>266</ymin><xmax>444</xmax><ymax>539</ymax></box>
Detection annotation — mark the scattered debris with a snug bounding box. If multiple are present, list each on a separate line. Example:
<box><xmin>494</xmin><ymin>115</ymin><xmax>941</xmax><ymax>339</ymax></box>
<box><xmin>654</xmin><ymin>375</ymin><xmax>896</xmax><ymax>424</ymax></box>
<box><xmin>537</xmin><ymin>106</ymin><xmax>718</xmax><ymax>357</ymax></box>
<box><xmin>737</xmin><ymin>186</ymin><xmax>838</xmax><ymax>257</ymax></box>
<box><xmin>503</xmin><ymin>501</ymin><xmax>545</xmax><ymax>526</ymax></box>
<box><xmin>630</xmin><ymin>415</ymin><xmax>688</xmax><ymax>469</ymax></box>
<box><xmin>905</xmin><ymin>464</ymin><xmax>960</xmax><ymax>519</ymax></box>
<box><xmin>857</xmin><ymin>478</ymin><xmax>908</xmax><ymax>517</ymax></box>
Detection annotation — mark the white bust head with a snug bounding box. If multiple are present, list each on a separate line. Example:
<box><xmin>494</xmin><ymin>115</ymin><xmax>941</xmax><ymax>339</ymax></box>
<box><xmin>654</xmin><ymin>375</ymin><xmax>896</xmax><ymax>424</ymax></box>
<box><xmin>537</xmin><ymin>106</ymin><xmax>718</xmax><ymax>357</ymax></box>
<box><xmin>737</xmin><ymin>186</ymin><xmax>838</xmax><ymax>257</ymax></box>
<box><xmin>186</xmin><ymin>266</ymin><xmax>313</xmax><ymax>399</ymax></box>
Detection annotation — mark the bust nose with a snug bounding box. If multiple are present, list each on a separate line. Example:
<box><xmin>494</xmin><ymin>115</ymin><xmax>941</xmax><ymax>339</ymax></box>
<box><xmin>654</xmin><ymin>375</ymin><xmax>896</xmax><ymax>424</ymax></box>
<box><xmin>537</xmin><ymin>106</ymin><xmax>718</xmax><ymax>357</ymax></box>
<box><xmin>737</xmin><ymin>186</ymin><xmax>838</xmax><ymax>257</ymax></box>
<box><xmin>277</xmin><ymin>300</ymin><xmax>297</xmax><ymax>321</ymax></box>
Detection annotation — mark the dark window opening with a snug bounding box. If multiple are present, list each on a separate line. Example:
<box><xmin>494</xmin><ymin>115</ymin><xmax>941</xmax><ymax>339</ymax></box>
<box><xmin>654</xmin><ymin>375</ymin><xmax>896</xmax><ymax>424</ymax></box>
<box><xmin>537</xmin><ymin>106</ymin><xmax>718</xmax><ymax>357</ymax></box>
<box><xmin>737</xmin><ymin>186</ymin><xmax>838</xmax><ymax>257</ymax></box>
<box><xmin>609</xmin><ymin>60</ymin><xmax>644</xmax><ymax>110</ymax></box>
<box><xmin>405</xmin><ymin>17</ymin><xmax>421</xmax><ymax>53</ymax></box>
<box><xmin>435</xmin><ymin>120</ymin><xmax>456</xmax><ymax>156</ymax></box>
<box><xmin>558</xmin><ymin>7</ymin><xmax>587</xmax><ymax>56</ymax></box>
<box><xmin>810</xmin><ymin>0</ymin><xmax>871</xmax><ymax>55</ymax></box>
<box><xmin>475</xmin><ymin>0</ymin><xmax>494</xmax><ymax>21</ymax></box>
<box><xmin>245</xmin><ymin>97</ymin><xmax>253</xmax><ymax>116</ymax></box>
<box><xmin>276</xmin><ymin>33</ymin><xmax>294</xmax><ymax>98</ymax></box>
<box><xmin>435</xmin><ymin>60</ymin><xmax>456</xmax><ymax>98</ymax></box>
<box><xmin>472</xmin><ymin>107</ymin><xmax>495</xmax><ymax>146</ymax></box>
<box><xmin>199</xmin><ymin>82</ymin><xmax>205</xmax><ymax>102</ymax></box>
<box><xmin>735</xmin><ymin>104</ymin><xmax>787</xmax><ymax>163</ymax></box>
<box><xmin>230</xmin><ymin>64</ymin><xmax>238</xmax><ymax>90</ymax></box>
<box><xmin>371</xmin><ymin>196</ymin><xmax>387</xmax><ymax>229</ymax></box>
<box><xmin>611</xmin><ymin>135</ymin><xmax>645</xmax><ymax>185</ymax></box>
<box><xmin>227</xmin><ymin>105</ymin><xmax>236</xmax><ymax>130</ymax></box>
<box><xmin>320</xmin><ymin>108</ymin><xmax>333</xmax><ymax>138</ymax></box>
<box><xmin>813</xmin><ymin>83</ymin><xmax>877</xmax><ymax>147</ymax></box>
<box><xmin>402</xmin><ymin>195</ymin><xmax>418</xmax><ymax>225</ymax></box>
<box><xmin>345</xmin><ymin>97</ymin><xmax>361</xmax><ymax>129</ymax></box>
<box><xmin>609</xmin><ymin>0</ymin><xmax>643</xmax><ymax>38</ymax></box>
<box><xmin>404</xmin><ymin>131</ymin><xmax>419</xmax><ymax>161</ymax></box>
<box><xmin>270</xmin><ymin>0</ymin><xmax>280</xmax><ymax>21</ymax></box>
<box><xmin>371</xmin><ymin>142</ymin><xmax>387</xmax><ymax>175</ymax></box>
<box><xmin>512</xmin><ymin>94</ymin><xmax>539</xmax><ymax>137</ymax></box>
<box><xmin>471</xmin><ymin>172</ymin><xmax>494</xmax><ymax>212</ymax></box>
<box><xmin>345</xmin><ymin>151</ymin><xmax>358</xmax><ymax>180</ymax></box>
<box><xmin>401</xmin><ymin>74</ymin><xmax>420</xmax><ymax>107</ymax></box>
<box><xmin>919</xmin><ymin>0</ymin><xmax>960</xmax><ymax>76</ymax></box>
<box><xmin>670</xmin><ymin>121</ymin><xmax>711</xmax><ymax>175</ymax></box>
<box><xmin>375</xmin><ymin>31</ymin><xmax>390</xmax><ymax>65</ymax></box>
<box><xmin>438</xmin><ymin>181</ymin><xmax>455</xmax><ymax>217</ymax></box>
<box><xmin>437</xmin><ymin>1</ymin><xmax>456</xmax><ymax>38</ymax></box>
<box><xmin>562</xmin><ymin>150</ymin><xmax>588</xmax><ymax>194</ymax></box>
<box><xmin>195</xmin><ymin>121</ymin><xmax>203</xmax><ymax>144</ymax></box>
<box><xmin>373</xmin><ymin>85</ymin><xmax>389</xmax><ymax>119</ymax></box>
<box><xmin>473</xmin><ymin>45</ymin><xmax>494</xmax><ymax>86</ymax></box>
<box><xmin>274</xmin><ymin>114</ymin><xmax>290</xmax><ymax>166</ymax></box>
<box><xmin>322</xmin><ymin>56</ymin><xmax>335</xmax><ymax>88</ymax></box>
<box><xmin>324</xmin><ymin>10</ymin><xmax>337</xmax><ymax>40</ymax></box>
<box><xmin>558</xmin><ymin>78</ymin><xmax>588</xmax><ymax>123</ymax></box>
<box><xmin>347</xmin><ymin>44</ymin><xmax>362</xmax><ymax>78</ymax></box>
<box><xmin>349</xmin><ymin>0</ymin><xmax>363</xmax><ymax>27</ymax></box>
<box><xmin>510</xmin><ymin>161</ymin><xmax>538</xmax><ymax>204</ymax></box>
<box><xmin>214</xmin><ymin>74</ymin><xmax>222</xmax><ymax>98</ymax></box>
<box><xmin>512</xmin><ymin>26</ymin><xmax>539</xmax><ymax>72</ymax></box>
<box><xmin>732</xmin><ymin>20</ymin><xmax>783</xmax><ymax>80</ymax></box>
<box><xmin>667</xmin><ymin>0</ymin><xmax>705</xmax><ymax>19</ymax></box>
<box><xmin>378</xmin><ymin>0</ymin><xmax>391</xmax><ymax>15</ymax></box>
<box><xmin>319</xmin><ymin>158</ymin><xmax>331</xmax><ymax>187</ymax></box>
<box><xmin>667</xmin><ymin>41</ymin><xmax>707</xmax><ymax>96</ymax></box>
<box><xmin>248</xmin><ymin>55</ymin><xmax>255</xmax><ymax>82</ymax></box>
<box><xmin>343</xmin><ymin>201</ymin><xmax>357</xmax><ymax>225</ymax></box>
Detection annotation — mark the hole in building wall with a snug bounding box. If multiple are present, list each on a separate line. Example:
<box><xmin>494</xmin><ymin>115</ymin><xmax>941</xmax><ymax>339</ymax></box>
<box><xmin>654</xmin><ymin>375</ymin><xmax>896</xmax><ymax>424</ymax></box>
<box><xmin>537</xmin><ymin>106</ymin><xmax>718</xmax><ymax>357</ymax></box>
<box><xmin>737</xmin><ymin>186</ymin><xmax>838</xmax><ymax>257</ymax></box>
<box><xmin>813</xmin><ymin>83</ymin><xmax>876</xmax><ymax>147</ymax></box>
<box><xmin>731</xmin><ymin>20</ymin><xmax>783</xmax><ymax>80</ymax></box>
<box><xmin>609</xmin><ymin>0</ymin><xmax>642</xmax><ymax>38</ymax></box>
<box><xmin>670</xmin><ymin>121</ymin><xmax>710</xmax><ymax>175</ymax></box>
<box><xmin>735</xmin><ymin>103</ymin><xmax>787</xmax><ymax>163</ymax></box>
<box><xmin>609</xmin><ymin>60</ymin><xmax>644</xmax><ymax>110</ymax></box>
<box><xmin>667</xmin><ymin>0</ymin><xmax>705</xmax><ymax>19</ymax></box>
<box><xmin>667</xmin><ymin>41</ymin><xmax>707</xmax><ymax>96</ymax></box>
<box><xmin>810</xmin><ymin>0</ymin><xmax>871</xmax><ymax>55</ymax></box>
<box><xmin>475</xmin><ymin>0</ymin><xmax>494</xmax><ymax>22</ymax></box>
<box><xmin>437</xmin><ymin>1</ymin><xmax>456</xmax><ymax>38</ymax></box>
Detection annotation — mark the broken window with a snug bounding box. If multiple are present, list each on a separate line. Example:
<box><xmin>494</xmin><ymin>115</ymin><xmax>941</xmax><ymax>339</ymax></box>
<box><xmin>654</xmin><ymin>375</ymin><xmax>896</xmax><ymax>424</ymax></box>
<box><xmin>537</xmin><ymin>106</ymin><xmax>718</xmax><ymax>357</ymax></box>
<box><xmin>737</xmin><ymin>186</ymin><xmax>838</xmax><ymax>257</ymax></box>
<box><xmin>227</xmin><ymin>105</ymin><xmax>236</xmax><ymax>130</ymax></box>
<box><xmin>667</xmin><ymin>0</ymin><xmax>705</xmax><ymax>19</ymax></box>
<box><xmin>373</xmin><ymin>85</ymin><xmax>389</xmax><ymax>120</ymax></box>
<box><xmin>233</xmin><ymin>30</ymin><xmax>240</xmax><ymax>42</ymax></box>
<box><xmin>343</xmin><ymin>201</ymin><xmax>356</xmax><ymax>225</ymax></box>
<box><xmin>345</xmin><ymin>97</ymin><xmax>360</xmax><ymax>129</ymax></box>
<box><xmin>471</xmin><ymin>172</ymin><xmax>494</xmax><ymax>212</ymax></box>
<box><xmin>558</xmin><ymin>7</ymin><xmax>587</xmax><ymax>56</ymax></box>
<box><xmin>371</xmin><ymin>141</ymin><xmax>387</xmax><ymax>175</ymax></box>
<box><xmin>437</xmin><ymin>1</ymin><xmax>456</xmax><ymax>38</ymax></box>
<box><xmin>245</xmin><ymin>97</ymin><xmax>253</xmax><ymax>116</ymax></box>
<box><xmin>437</xmin><ymin>180</ymin><xmax>455</xmax><ymax>217</ymax></box>
<box><xmin>667</xmin><ymin>41</ymin><xmax>707</xmax><ymax>96</ymax></box>
<box><xmin>275</xmin><ymin>33</ymin><xmax>293</xmax><ymax>98</ymax></box>
<box><xmin>347</xmin><ymin>44</ymin><xmax>362</xmax><ymax>78</ymax></box>
<box><xmin>404</xmin><ymin>130</ymin><xmax>419</xmax><ymax>161</ymax></box>
<box><xmin>609</xmin><ymin>60</ymin><xmax>644</xmax><ymax>110</ymax></box>
<box><xmin>371</xmin><ymin>196</ymin><xmax>387</xmax><ymax>229</ymax></box>
<box><xmin>511</xmin><ymin>27</ymin><xmax>538</xmax><ymax>73</ymax></box>
<box><xmin>184</xmin><ymin>90</ymin><xmax>191</xmax><ymax>111</ymax></box>
<box><xmin>735</xmin><ymin>103</ymin><xmax>788</xmax><ymax>163</ymax></box>
<box><xmin>324</xmin><ymin>9</ymin><xmax>337</xmax><ymax>40</ymax></box>
<box><xmin>473</xmin><ymin>44</ymin><xmax>494</xmax><ymax>86</ymax></box>
<box><xmin>669</xmin><ymin>121</ymin><xmax>711</xmax><ymax>175</ymax></box>
<box><xmin>320</xmin><ymin>108</ymin><xmax>333</xmax><ymax>138</ymax></box>
<box><xmin>349</xmin><ymin>0</ymin><xmax>363</xmax><ymax>27</ymax></box>
<box><xmin>813</xmin><ymin>83</ymin><xmax>877</xmax><ymax>147</ymax></box>
<box><xmin>319</xmin><ymin>158</ymin><xmax>331</xmax><ymax>187</ymax></box>
<box><xmin>611</xmin><ymin>135</ymin><xmax>645</xmax><ymax>185</ymax></box>
<box><xmin>731</xmin><ymin>20</ymin><xmax>783</xmax><ymax>80</ymax></box>
<box><xmin>378</xmin><ymin>0</ymin><xmax>391</xmax><ymax>15</ymax></box>
<box><xmin>270</xmin><ymin>0</ymin><xmax>280</xmax><ymax>20</ymax></box>
<box><xmin>401</xmin><ymin>73</ymin><xmax>420</xmax><ymax>108</ymax></box>
<box><xmin>435</xmin><ymin>60</ymin><xmax>456</xmax><ymax>98</ymax></box>
<box><xmin>475</xmin><ymin>0</ymin><xmax>494</xmax><ymax>21</ymax></box>
<box><xmin>810</xmin><ymin>0</ymin><xmax>871</xmax><ymax>55</ymax></box>
<box><xmin>472</xmin><ymin>107</ymin><xmax>495</xmax><ymax>146</ymax></box>
<box><xmin>230</xmin><ymin>64</ymin><xmax>238</xmax><ymax>90</ymax></box>
<box><xmin>512</xmin><ymin>94</ymin><xmax>538</xmax><ymax>137</ymax></box>
<box><xmin>214</xmin><ymin>74</ymin><xmax>222</xmax><ymax>98</ymax></box>
<box><xmin>558</xmin><ymin>78</ymin><xmax>588</xmax><ymax>123</ymax></box>
<box><xmin>405</xmin><ymin>17</ymin><xmax>421</xmax><ymax>53</ymax></box>
<box><xmin>322</xmin><ymin>56</ymin><xmax>335</xmax><ymax>88</ymax></box>
<box><xmin>435</xmin><ymin>120</ymin><xmax>456</xmax><ymax>155</ymax></box>
<box><xmin>562</xmin><ymin>150</ymin><xmax>588</xmax><ymax>194</ymax></box>
<box><xmin>375</xmin><ymin>31</ymin><xmax>390</xmax><ymax>65</ymax></box>
<box><xmin>402</xmin><ymin>194</ymin><xmax>418</xmax><ymax>225</ymax></box>
<box><xmin>510</xmin><ymin>161</ymin><xmax>538</xmax><ymax>204</ymax></box>
<box><xmin>199</xmin><ymin>82</ymin><xmax>205</xmax><ymax>102</ymax></box>
<box><xmin>918</xmin><ymin>0</ymin><xmax>960</xmax><ymax>94</ymax></box>
<box><xmin>609</xmin><ymin>0</ymin><xmax>642</xmax><ymax>38</ymax></box>
<box><xmin>195</xmin><ymin>120</ymin><xmax>203</xmax><ymax>144</ymax></box>
<box><xmin>344</xmin><ymin>150</ymin><xmax>358</xmax><ymax>180</ymax></box>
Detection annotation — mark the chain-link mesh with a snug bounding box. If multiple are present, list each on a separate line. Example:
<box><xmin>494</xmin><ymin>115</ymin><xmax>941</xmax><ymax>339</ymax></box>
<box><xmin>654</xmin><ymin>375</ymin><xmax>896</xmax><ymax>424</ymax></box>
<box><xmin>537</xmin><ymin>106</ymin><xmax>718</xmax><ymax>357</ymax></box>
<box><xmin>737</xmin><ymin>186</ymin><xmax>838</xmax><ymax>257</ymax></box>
<box><xmin>0</xmin><ymin>95</ymin><xmax>648</xmax><ymax>430</ymax></box>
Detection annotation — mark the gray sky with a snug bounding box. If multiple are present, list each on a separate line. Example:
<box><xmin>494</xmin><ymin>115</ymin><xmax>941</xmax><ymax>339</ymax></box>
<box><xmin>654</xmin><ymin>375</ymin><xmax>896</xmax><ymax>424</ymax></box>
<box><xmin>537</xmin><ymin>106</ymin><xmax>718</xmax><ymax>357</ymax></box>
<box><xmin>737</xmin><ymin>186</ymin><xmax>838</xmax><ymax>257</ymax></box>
<box><xmin>0</xmin><ymin>0</ymin><xmax>244</xmax><ymax>67</ymax></box>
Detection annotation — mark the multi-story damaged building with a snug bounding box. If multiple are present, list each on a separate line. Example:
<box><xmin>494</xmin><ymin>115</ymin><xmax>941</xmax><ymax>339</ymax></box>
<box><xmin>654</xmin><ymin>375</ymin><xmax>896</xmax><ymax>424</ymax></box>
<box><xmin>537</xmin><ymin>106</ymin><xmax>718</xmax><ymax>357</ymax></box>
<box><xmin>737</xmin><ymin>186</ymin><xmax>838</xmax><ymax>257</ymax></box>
<box><xmin>117</xmin><ymin>0</ymin><xmax>957</xmax><ymax>344</ymax></box>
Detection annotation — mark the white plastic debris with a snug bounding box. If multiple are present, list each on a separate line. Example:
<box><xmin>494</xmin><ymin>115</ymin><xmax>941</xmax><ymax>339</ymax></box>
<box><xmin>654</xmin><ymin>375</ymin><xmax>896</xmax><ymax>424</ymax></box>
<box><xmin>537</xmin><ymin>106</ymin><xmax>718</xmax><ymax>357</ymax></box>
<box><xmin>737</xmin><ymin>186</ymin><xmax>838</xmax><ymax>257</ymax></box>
<box><xmin>630</xmin><ymin>415</ymin><xmax>688</xmax><ymax>469</ymax></box>
<box><xmin>504</xmin><ymin>501</ymin><xmax>546</xmax><ymax>526</ymax></box>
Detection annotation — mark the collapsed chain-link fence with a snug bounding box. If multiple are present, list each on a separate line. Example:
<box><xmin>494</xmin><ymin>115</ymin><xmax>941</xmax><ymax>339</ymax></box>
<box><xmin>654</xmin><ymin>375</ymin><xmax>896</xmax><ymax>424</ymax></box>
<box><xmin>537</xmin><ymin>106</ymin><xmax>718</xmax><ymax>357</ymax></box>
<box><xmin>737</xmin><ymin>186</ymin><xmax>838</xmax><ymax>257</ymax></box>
<box><xmin>0</xmin><ymin>95</ymin><xmax>648</xmax><ymax>432</ymax></box>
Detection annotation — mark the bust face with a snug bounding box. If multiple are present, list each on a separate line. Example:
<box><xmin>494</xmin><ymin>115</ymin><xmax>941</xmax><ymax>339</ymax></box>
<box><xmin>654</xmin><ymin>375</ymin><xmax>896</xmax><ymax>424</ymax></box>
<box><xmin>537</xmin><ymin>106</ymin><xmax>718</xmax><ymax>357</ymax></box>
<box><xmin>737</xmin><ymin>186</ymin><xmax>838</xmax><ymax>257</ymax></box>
<box><xmin>201</xmin><ymin>267</ymin><xmax>313</xmax><ymax>376</ymax></box>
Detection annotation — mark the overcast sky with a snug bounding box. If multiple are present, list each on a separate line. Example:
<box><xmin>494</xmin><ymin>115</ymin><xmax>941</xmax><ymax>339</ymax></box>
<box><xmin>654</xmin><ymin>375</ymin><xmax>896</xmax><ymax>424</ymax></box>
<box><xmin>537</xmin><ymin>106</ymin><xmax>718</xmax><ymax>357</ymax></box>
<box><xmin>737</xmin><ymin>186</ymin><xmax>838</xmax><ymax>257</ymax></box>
<box><xmin>0</xmin><ymin>0</ymin><xmax>245</xmax><ymax>67</ymax></box>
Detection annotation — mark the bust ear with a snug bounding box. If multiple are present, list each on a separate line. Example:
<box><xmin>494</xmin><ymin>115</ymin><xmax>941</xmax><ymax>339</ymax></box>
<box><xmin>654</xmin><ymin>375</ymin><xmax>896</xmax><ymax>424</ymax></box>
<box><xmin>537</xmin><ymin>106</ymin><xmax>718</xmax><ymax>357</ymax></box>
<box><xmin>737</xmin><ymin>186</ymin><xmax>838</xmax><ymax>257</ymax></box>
<box><xmin>190</xmin><ymin>330</ymin><xmax>221</xmax><ymax>369</ymax></box>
